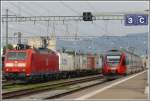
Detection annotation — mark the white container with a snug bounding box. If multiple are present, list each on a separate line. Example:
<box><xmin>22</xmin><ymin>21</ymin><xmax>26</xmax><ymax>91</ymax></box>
<box><xmin>58</xmin><ymin>53</ymin><xmax>74</xmax><ymax>71</ymax></box>
<box><xmin>95</xmin><ymin>56</ymin><xmax>102</xmax><ymax>69</ymax></box>
<box><xmin>79</xmin><ymin>55</ymin><xmax>88</xmax><ymax>70</ymax></box>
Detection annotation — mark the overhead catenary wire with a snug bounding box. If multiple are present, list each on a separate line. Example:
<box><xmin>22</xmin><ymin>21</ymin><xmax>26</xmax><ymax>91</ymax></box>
<box><xmin>7</xmin><ymin>2</ymin><xmax>33</xmax><ymax>16</ymax></box>
<box><xmin>86</xmin><ymin>2</ymin><xmax>97</xmax><ymax>12</ymax></box>
<box><xmin>1</xmin><ymin>3</ymin><xmax>148</xmax><ymax>42</ymax></box>
<box><xmin>60</xmin><ymin>1</ymin><xmax>82</xmax><ymax>39</ymax></box>
<box><xmin>21</xmin><ymin>2</ymin><xmax>45</xmax><ymax>16</ymax></box>
<box><xmin>87</xmin><ymin>2</ymin><xmax>110</xmax><ymax>36</ymax></box>
<box><xmin>2</xmin><ymin>3</ymin><xmax>77</xmax><ymax>37</ymax></box>
<box><xmin>60</xmin><ymin>1</ymin><xmax>81</xmax><ymax>15</ymax></box>
<box><xmin>34</xmin><ymin>2</ymin><xmax>58</xmax><ymax>16</ymax></box>
<box><xmin>2</xmin><ymin>2</ymin><xmax>66</xmax><ymax>37</ymax></box>
<box><xmin>8</xmin><ymin>2</ymin><xmax>73</xmax><ymax>37</ymax></box>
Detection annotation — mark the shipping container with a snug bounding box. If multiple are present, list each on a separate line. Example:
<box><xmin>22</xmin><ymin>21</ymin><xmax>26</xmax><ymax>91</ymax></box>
<box><xmin>79</xmin><ymin>55</ymin><xmax>88</xmax><ymax>70</ymax></box>
<box><xmin>58</xmin><ymin>53</ymin><xmax>74</xmax><ymax>71</ymax></box>
<box><xmin>95</xmin><ymin>55</ymin><xmax>102</xmax><ymax>69</ymax></box>
<box><xmin>87</xmin><ymin>54</ymin><xmax>95</xmax><ymax>69</ymax></box>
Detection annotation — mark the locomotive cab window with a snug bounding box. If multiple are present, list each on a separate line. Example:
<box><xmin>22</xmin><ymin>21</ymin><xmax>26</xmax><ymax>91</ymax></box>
<box><xmin>7</xmin><ymin>52</ymin><xmax>27</xmax><ymax>60</ymax></box>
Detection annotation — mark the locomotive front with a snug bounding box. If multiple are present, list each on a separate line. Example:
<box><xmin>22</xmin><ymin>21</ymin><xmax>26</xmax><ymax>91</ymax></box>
<box><xmin>4</xmin><ymin>45</ymin><xmax>31</xmax><ymax>81</ymax></box>
<box><xmin>102</xmin><ymin>49</ymin><xmax>126</xmax><ymax>77</ymax></box>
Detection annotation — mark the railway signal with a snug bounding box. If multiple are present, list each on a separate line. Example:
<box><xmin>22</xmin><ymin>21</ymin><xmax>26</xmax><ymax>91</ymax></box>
<box><xmin>83</xmin><ymin>12</ymin><xmax>93</xmax><ymax>21</ymax></box>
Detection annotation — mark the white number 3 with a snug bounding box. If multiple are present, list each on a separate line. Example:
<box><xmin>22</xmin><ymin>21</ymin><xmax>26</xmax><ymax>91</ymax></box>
<box><xmin>128</xmin><ymin>17</ymin><xmax>133</xmax><ymax>23</ymax></box>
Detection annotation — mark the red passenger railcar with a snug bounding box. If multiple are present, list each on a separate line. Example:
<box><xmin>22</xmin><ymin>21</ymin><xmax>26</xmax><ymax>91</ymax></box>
<box><xmin>102</xmin><ymin>49</ymin><xmax>144</xmax><ymax>79</ymax></box>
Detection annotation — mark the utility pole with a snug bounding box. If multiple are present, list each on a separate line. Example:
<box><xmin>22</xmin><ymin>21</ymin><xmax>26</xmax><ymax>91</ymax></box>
<box><xmin>6</xmin><ymin>9</ymin><xmax>9</xmax><ymax>47</ymax></box>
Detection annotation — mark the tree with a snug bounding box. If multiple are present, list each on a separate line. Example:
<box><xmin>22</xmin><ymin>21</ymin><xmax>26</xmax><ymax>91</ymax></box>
<box><xmin>3</xmin><ymin>44</ymin><xmax>14</xmax><ymax>55</ymax></box>
<box><xmin>7</xmin><ymin>44</ymin><xmax>13</xmax><ymax>49</ymax></box>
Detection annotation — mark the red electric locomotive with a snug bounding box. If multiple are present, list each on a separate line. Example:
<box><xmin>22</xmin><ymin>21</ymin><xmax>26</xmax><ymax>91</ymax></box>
<box><xmin>4</xmin><ymin>44</ymin><xmax>59</xmax><ymax>82</ymax></box>
<box><xmin>102</xmin><ymin>49</ymin><xmax>144</xmax><ymax>79</ymax></box>
<box><xmin>4</xmin><ymin>44</ymin><xmax>102</xmax><ymax>82</ymax></box>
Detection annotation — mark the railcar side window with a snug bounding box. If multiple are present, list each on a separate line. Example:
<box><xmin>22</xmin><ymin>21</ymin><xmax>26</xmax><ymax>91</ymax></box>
<box><xmin>7</xmin><ymin>52</ymin><xmax>27</xmax><ymax>60</ymax></box>
<box><xmin>125</xmin><ymin>56</ymin><xmax>130</xmax><ymax>65</ymax></box>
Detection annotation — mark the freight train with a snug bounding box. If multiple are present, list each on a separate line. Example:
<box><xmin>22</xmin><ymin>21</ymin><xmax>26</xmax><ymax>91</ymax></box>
<box><xmin>102</xmin><ymin>49</ymin><xmax>144</xmax><ymax>79</ymax></box>
<box><xmin>3</xmin><ymin>44</ymin><xmax>102</xmax><ymax>82</ymax></box>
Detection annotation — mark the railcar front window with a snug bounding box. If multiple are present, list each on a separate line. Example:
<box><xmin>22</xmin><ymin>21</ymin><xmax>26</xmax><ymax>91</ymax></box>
<box><xmin>107</xmin><ymin>56</ymin><xmax>120</xmax><ymax>67</ymax></box>
<box><xmin>7</xmin><ymin>52</ymin><xmax>27</xmax><ymax>60</ymax></box>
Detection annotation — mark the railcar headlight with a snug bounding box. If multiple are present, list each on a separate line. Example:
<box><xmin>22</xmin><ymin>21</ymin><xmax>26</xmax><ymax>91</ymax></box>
<box><xmin>5</xmin><ymin>63</ymin><xmax>14</xmax><ymax>67</ymax></box>
<box><xmin>18</xmin><ymin>63</ymin><xmax>26</xmax><ymax>67</ymax></box>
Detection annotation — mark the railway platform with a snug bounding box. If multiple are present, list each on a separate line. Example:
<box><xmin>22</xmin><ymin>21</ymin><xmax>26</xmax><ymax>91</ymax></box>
<box><xmin>86</xmin><ymin>70</ymin><xmax>148</xmax><ymax>100</ymax></box>
<box><xmin>59</xmin><ymin>70</ymin><xmax>148</xmax><ymax>100</ymax></box>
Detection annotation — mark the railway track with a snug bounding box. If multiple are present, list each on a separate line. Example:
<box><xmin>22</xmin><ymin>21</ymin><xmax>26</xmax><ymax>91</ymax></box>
<box><xmin>44</xmin><ymin>78</ymin><xmax>107</xmax><ymax>99</ymax></box>
<box><xmin>2</xmin><ymin>74</ymin><xmax>104</xmax><ymax>99</ymax></box>
<box><xmin>2</xmin><ymin>80</ymin><xmax>15</xmax><ymax>86</ymax></box>
<box><xmin>42</xmin><ymin>71</ymin><xmax>144</xmax><ymax>99</ymax></box>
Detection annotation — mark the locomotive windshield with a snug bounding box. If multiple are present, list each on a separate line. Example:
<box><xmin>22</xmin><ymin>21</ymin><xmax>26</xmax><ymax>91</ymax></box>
<box><xmin>106</xmin><ymin>55</ymin><xmax>121</xmax><ymax>67</ymax></box>
<box><xmin>7</xmin><ymin>52</ymin><xmax>27</xmax><ymax>60</ymax></box>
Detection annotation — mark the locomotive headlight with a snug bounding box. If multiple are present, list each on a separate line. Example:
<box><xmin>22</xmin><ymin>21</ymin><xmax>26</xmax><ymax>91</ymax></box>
<box><xmin>5</xmin><ymin>63</ymin><xmax>14</xmax><ymax>67</ymax></box>
<box><xmin>22</xmin><ymin>69</ymin><xmax>26</xmax><ymax>71</ymax></box>
<box><xmin>18</xmin><ymin>63</ymin><xmax>26</xmax><ymax>67</ymax></box>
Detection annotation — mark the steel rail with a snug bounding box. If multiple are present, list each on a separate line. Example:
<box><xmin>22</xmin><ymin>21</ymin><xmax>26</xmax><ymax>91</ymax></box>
<box><xmin>2</xmin><ymin>74</ymin><xmax>103</xmax><ymax>99</ymax></box>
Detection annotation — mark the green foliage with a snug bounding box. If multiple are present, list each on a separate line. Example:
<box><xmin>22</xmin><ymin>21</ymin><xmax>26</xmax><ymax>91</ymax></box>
<box><xmin>6</xmin><ymin>44</ymin><xmax>14</xmax><ymax>49</ymax></box>
<box><xmin>3</xmin><ymin>44</ymin><xmax>14</xmax><ymax>54</ymax></box>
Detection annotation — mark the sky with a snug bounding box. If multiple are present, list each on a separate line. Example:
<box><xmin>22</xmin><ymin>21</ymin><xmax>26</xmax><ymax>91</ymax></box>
<box><xmin>1</xmin><ymin>1</ymin><xmax>149</xmax><ymax>38</ymax></box>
